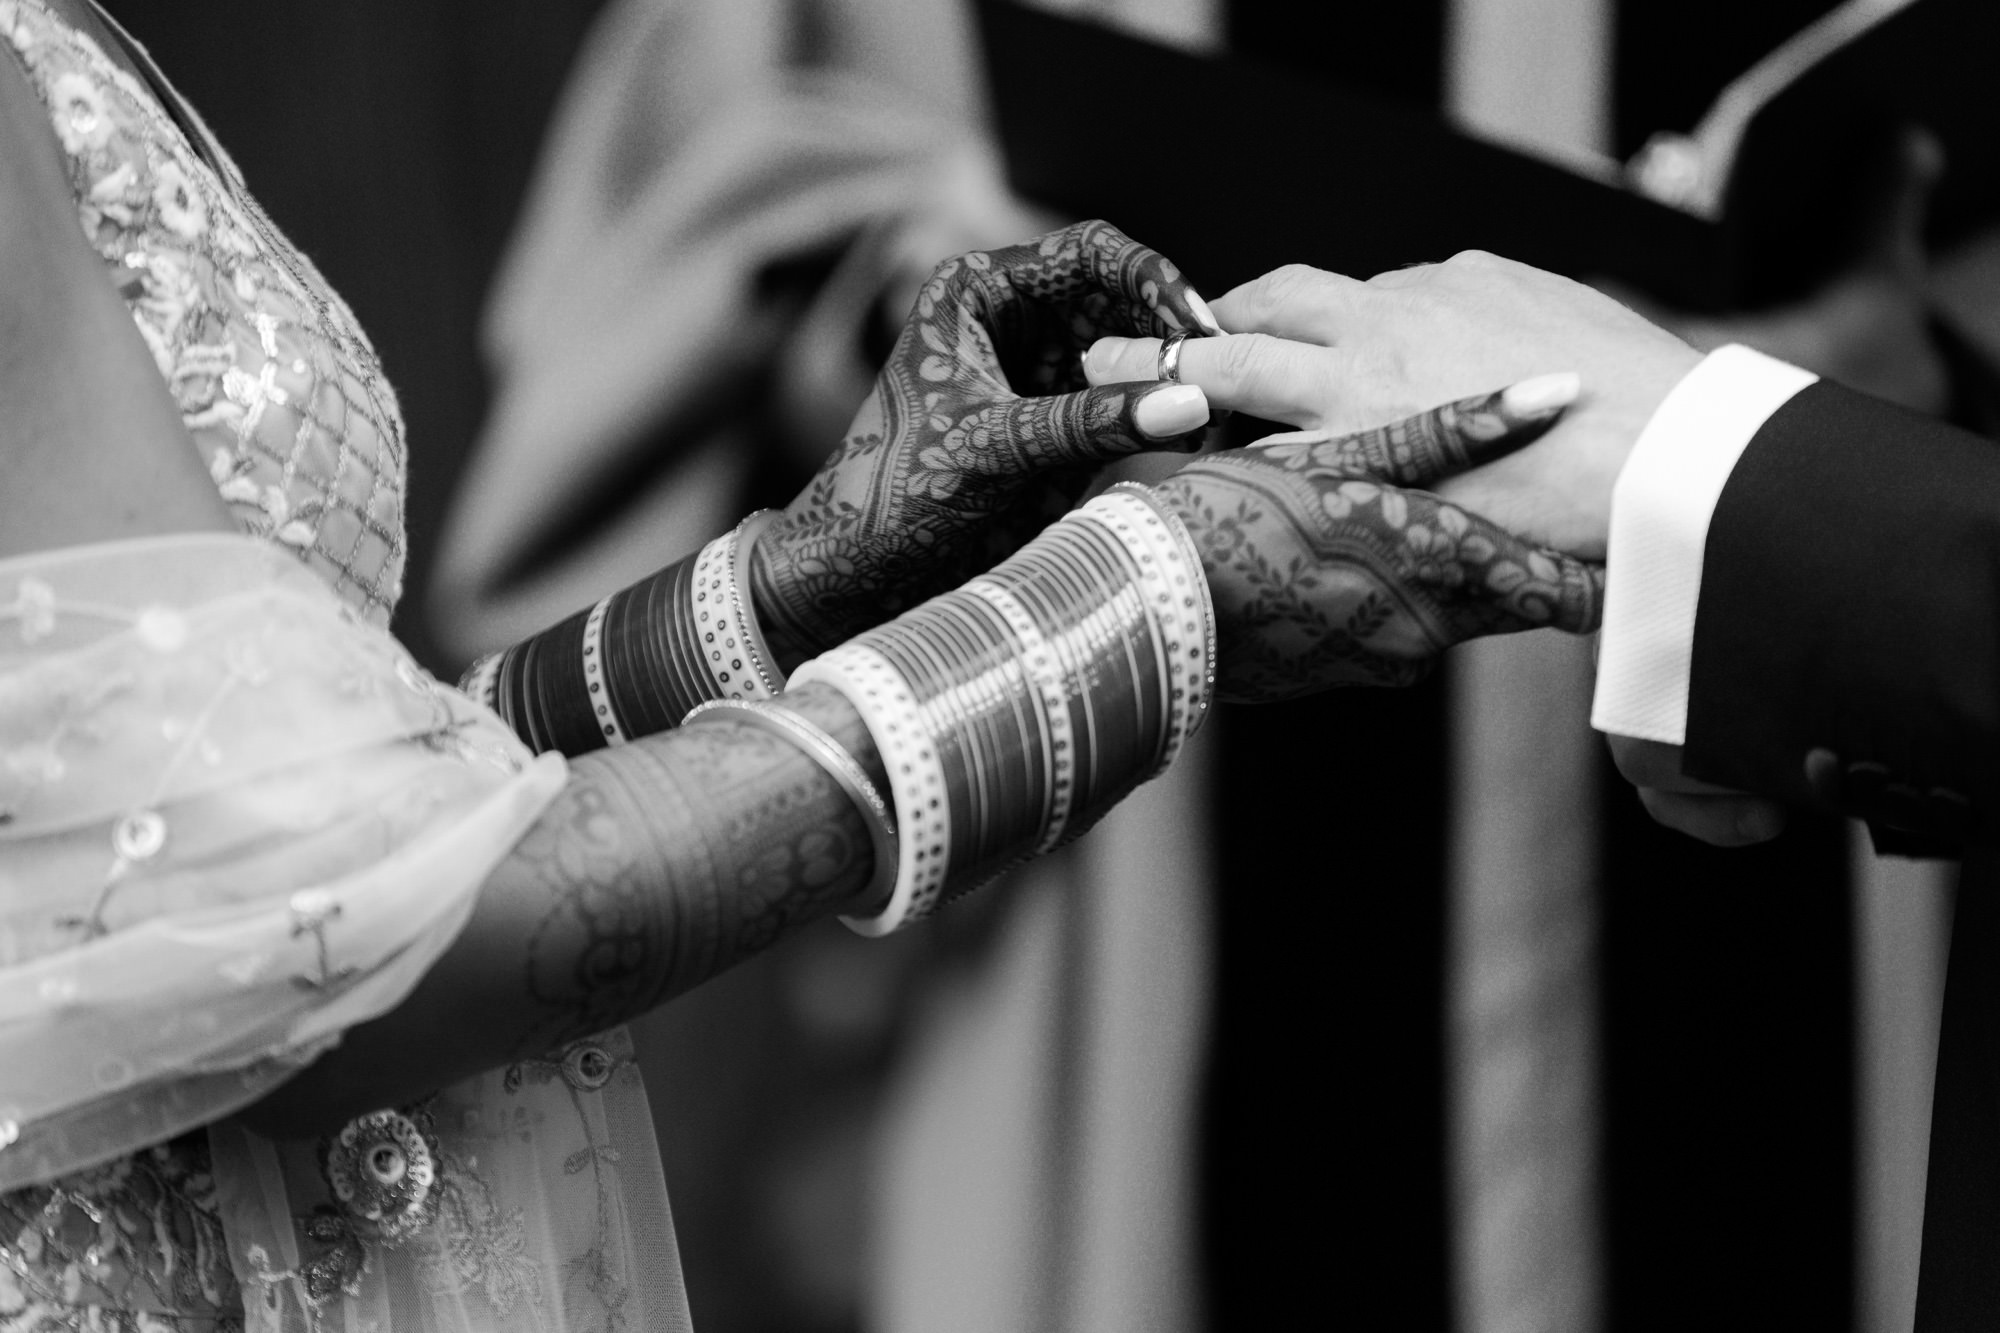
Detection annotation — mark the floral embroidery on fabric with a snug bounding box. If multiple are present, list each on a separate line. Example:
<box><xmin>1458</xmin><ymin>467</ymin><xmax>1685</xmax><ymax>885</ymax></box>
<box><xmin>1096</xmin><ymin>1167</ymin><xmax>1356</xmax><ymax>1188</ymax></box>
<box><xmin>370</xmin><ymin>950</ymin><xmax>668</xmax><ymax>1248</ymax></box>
<box><xmin>247</xmin><ymin>1097</ymin><xmax>556</xmax><ymax>1332</ymax></box>
<box><xmin>505</xmin><ymin>1037</ymin><xmax>637</xmax><ymax>1331</ymax></box>
<box><xmin>0</xmin><ymin>7</ymin><xmax>665</xmax><ymax>1329</ymax></box>
<box><xmin>0</xmin><ymin>1135</ymin><xmax>244</xmax><ymax>1331</ymax></box>
<box><xmin>0</xmin><ymin>0</ymin><xmax>408</xmax><ymax>624</ymax></box>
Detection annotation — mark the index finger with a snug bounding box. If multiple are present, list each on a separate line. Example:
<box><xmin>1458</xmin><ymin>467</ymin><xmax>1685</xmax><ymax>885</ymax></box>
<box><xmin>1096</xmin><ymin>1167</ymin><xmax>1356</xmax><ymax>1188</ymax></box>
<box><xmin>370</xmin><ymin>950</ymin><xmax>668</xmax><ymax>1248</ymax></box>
<box><xmin>958</xmin><ymin>220</ymin><xmax>1225</xmax><ymax>342</ymax></box>
<box><xmin>1082</xmin><ymin>331</ymin><xmax>1341</xmax><ymax>429</ymax></box>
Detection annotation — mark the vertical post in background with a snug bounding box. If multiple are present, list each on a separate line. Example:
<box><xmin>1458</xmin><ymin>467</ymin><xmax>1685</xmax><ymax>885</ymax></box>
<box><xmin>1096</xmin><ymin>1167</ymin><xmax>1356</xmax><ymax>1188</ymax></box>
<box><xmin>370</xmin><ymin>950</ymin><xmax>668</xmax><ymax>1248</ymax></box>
<box><xmin>1443</xmin><ymin>3</ymin><xmax>1612</xmax><ymax>1331</ymax></box>
<box><xmin>1853</xmin><ymin>832</ymin><xmax>1952</xmax><ymax>1333</ymax></box>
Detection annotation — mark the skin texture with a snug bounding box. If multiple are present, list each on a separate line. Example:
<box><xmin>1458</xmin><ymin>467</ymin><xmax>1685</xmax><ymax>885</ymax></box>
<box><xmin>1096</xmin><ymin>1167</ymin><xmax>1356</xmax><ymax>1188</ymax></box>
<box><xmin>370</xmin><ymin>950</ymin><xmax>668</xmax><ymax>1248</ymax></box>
<box><xmin>1155</xmin><ymin>382</ymin><xmax>1603</xmax><ymax>701</ymax></box>
<box><xmin>750</xmin><ymin>220</ymin><xmax>1217</xmax><ymax>669</ymax></box>
<box><xmin>1082</xmin><ymin>251</ymin><xmax>1704</xmax><ymax>560</ymax></box>
<box><xmin>1608</xmin><ymin>733</ymin><xmax>1787</xmax><ymax>847</ymax></box>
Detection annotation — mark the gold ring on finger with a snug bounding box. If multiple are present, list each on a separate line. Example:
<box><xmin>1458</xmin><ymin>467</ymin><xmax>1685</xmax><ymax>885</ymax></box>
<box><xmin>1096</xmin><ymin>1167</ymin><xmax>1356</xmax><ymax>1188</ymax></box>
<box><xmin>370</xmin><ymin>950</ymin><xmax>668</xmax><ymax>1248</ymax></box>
<box><xmin>1156</xmin><ymin>332</ymin><xmax>1189</xmax><ymax>383</ymax></box>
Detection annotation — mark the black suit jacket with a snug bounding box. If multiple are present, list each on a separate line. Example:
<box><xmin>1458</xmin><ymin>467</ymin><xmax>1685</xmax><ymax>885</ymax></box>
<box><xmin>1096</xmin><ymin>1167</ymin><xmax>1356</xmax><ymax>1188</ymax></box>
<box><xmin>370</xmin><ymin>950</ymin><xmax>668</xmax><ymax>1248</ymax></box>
<box><xmin>1686</xmin><ymin>379</ymin><xmax>2000</xmax><ymax>841</ymax></box>
<box><xmin>1677</xmin><ymin>378</ymin><xmax>2000</xmax><ymax>1326</ymax></box>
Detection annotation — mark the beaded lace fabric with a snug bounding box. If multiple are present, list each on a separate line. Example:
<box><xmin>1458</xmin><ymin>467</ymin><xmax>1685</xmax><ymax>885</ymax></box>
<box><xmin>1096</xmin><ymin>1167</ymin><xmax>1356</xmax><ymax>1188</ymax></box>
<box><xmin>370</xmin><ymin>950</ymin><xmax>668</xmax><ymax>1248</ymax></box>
<box><xmin>0</xmin><ymin>6</ymin><xmax>690</xmax><ymax>1332</ymax></box>
<box><xmin>1</xmin><ymin>0</ymin><xmax>408</xmax><ymax>625</ymax></box>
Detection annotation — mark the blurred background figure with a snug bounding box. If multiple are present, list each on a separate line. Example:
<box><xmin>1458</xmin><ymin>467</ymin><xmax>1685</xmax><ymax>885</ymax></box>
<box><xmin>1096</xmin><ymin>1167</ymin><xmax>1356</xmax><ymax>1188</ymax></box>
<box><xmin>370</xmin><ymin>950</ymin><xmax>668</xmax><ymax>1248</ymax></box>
<box><xmin>99</xmin><ymin>0</ymin><xmax>2000</xmax><ymax>1329</ymax></box>
<box><xmin>431</xmin><ymin>1</ymin><xmax>1218</xmax><ymax>1328</ymax></box>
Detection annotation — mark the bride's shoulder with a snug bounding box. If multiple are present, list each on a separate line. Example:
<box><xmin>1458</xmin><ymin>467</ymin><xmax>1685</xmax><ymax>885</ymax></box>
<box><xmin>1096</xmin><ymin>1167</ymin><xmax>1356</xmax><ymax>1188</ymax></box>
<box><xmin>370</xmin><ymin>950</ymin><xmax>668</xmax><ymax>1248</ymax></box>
<box><xmin>0</xmin><ymin>0</ymin><xmax>235</xmax><ymax>559</ymax></box>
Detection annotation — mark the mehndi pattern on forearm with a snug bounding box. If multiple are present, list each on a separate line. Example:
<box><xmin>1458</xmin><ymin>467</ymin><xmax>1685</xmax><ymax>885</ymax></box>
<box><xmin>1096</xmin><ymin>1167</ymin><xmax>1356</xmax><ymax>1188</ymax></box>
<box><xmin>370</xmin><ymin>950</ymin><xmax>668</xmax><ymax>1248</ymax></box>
<box><xmin>510</xmin><ymin>688</ymin><xmax>880</xmax><ymax>1053</ymax></box>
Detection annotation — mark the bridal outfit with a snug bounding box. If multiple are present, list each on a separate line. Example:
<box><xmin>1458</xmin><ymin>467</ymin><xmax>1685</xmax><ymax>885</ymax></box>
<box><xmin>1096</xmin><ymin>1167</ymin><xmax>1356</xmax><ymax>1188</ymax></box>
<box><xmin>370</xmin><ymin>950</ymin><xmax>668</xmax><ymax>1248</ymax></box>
<box><xmin>0</xmin><ymin>2</ymin><xmax>689</xmax><ymax>1328</ymax></box>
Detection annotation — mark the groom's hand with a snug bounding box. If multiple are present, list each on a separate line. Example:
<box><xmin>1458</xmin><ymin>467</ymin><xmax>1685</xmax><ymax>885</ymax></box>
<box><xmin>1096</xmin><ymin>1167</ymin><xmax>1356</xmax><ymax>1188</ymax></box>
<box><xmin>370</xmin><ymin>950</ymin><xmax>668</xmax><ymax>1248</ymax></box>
<box><xmin>1609</xmin><ymin>734</ymin><xmax>1788</xmax><ymax>846</ymax></box>
<box><xmin>1084</xmin><ymin>252</ymin><xmax>1702</xmax><ymax>559</ymax></box>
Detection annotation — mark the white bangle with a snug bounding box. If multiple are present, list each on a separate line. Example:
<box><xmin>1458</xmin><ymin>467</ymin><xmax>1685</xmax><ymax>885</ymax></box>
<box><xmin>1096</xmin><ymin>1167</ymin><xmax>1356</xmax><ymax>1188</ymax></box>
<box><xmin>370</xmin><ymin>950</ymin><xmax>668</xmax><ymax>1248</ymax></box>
<box><xmin>581</xmin><ymin>593</ymin><xmax>628</xmax><ymax>745</ymax></box>
<box><xmin>1081</xmin><ymin>485</ymin><xmax>1216</xmax><ymax>774</ymax></box>
<box><xmin>729</xmin><ymin>509</ymin><xmax>787</xmax><ymax>696</ymax></box>
<box><xmin>790</xmin><ymin>644</ymin><xmax>950</xmax><ymax>937</ymax></box>
<box><xmin>691</xmin><ymin>525</ymin><xmax>778</xmax><ymax>702</ymax></box>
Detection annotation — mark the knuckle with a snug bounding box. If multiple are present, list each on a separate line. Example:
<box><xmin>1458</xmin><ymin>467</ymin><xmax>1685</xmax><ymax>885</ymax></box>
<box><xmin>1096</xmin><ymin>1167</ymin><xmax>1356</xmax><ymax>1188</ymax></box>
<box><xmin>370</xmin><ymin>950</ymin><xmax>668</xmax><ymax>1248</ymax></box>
<box><xmin>1254</xmin><ymin>263</ymin><xmax>1325</xmax><ymax>314</ymax></box>
<box><xmin>1213</xmin><ymin>331</ymin><xmax>1276</xmax><ymax>391</ymax></box>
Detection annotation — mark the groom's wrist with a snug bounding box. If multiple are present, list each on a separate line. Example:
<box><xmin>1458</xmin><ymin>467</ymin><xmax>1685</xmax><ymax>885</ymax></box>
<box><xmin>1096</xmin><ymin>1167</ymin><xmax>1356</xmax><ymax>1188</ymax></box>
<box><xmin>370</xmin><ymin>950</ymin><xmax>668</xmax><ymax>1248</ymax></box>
<box><xmin>1590</xmin><ymin>345</ymin><xmax>1819</xmax><ymax>743</ymax></box>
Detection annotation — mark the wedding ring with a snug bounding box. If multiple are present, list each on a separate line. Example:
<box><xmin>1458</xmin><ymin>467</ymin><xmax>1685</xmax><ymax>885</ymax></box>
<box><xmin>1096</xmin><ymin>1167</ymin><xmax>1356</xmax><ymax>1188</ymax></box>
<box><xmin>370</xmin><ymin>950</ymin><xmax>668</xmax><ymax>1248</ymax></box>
<box><xmin>1156</xmin><ymin>332</ymin><xmax>1189</xmax><ymax>383</ymax></box>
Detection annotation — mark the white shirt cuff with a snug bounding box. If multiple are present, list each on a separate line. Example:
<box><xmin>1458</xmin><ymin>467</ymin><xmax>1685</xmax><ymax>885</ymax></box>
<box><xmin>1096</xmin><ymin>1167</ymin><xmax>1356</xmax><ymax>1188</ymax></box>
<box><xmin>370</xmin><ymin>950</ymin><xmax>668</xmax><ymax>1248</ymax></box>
<box><xmin>1590</xmin><ymin>345</ymin><xmax>1818</xmax><ymax>743</ymax></box>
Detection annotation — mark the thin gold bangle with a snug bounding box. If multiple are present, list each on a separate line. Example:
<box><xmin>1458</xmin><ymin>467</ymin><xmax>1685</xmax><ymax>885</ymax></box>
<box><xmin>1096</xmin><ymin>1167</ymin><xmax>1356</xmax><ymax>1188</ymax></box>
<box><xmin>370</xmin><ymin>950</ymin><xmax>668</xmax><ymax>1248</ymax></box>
<box><xmin>683</xmin><ymin>698</ymin><xmax>897</xmax><ymax>913</ymax></box>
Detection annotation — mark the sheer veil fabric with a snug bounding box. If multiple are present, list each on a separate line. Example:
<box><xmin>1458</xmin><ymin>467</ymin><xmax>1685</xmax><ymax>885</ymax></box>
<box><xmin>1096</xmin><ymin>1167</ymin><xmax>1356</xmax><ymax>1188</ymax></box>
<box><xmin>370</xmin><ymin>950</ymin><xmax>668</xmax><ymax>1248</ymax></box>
<box><xmin>0</xmin><ymin>537</ymin><xmax>693</xmax><ymax>1333</ymax></box>
<box><xmin>0</xmin><ymin>2</ymin><xmax>696</xmax><ymax>1328</ymax></box>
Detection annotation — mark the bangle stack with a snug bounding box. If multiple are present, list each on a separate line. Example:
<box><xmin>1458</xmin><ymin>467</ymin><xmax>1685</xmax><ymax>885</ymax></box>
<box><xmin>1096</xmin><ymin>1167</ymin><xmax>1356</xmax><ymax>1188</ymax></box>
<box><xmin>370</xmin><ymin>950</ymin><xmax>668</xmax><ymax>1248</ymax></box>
<box><xmin>458</xmin><ymin>511</ymin><xmax>785</xmax><ymax>754</ymax></box>
<box><xmin>794</xmin><ymin>483</ymin><xmax>1215</xmax><ymax>936</ymax></box>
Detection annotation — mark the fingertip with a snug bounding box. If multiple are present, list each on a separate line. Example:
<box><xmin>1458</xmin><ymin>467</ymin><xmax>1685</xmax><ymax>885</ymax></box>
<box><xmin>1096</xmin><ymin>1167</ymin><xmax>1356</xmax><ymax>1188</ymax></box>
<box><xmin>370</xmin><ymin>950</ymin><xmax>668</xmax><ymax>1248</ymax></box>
<box><xmin>1083</xmin><ymin>337</ymin><xmax>1127</xmax><ymax>387</ymax></box>
<box><xmin>1186</xmin><ymin>289</ymin><xmax>1222</xmax><ymax>336</ymax></box>
<box><xmin>1244</xmin><ymin>429</ymin><xmax>1332</xmax><ymax>449</ymax></box>
<box><xmin>1500</xmin><ymin>372</ymin><xmax>1580</xmax><ymax>418</ymax></box>
<box><xmin>1133</xmin><ymin>382</ymin><xmax>1210</xmax><ymax>441</ymax></box>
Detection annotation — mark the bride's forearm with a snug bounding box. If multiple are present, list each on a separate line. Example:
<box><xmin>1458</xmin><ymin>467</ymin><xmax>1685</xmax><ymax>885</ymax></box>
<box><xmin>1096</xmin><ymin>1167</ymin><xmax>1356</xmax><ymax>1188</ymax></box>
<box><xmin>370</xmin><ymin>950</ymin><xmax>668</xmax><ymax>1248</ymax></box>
<box><xmin>244</xmin><ymin>683</ymin><xmax>885</xmax><ymax>1136</ymax></box>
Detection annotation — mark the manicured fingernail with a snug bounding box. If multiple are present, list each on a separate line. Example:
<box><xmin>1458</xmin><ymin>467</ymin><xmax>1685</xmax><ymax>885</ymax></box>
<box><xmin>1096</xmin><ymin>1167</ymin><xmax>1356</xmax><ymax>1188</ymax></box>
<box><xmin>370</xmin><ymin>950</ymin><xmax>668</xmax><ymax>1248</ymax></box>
<box><xmin>1246</xmin><ymin>429</ymin><xmax>1332</xmax><ymax>448</ymax></box>
<box><xmin>1187</xmin><ymin>290</ymin><xmax>1222</xmax><ymax>334</ymax></box>
<box><xmin>1135</xmin><ymin>383</ymin><xmax>1210</xmax><ymax>438</ymax></box>
<box><xmin>1084</xmin><ymin>337</ymin><xmax>1128</xmax><ymax>384</ymax></box>
<box><xmin>1501</xmin><ymin>372</ymin><xmax>1580</xmax><ymax>417</ymax></box>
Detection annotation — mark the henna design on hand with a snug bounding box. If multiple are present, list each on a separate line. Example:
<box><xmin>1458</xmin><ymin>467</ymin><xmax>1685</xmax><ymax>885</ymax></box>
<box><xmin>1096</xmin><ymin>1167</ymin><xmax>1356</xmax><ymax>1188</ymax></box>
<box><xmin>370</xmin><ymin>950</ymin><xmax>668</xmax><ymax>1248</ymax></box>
<box><xmin>1155</xmin><ymin>385</ymin><xmax>1603</xmax><ymax>702</ymax></box>
<box><xmin>751</xmin><ymin>220</ymin><xmax>1217</xmax><ymax>669</ymax></box>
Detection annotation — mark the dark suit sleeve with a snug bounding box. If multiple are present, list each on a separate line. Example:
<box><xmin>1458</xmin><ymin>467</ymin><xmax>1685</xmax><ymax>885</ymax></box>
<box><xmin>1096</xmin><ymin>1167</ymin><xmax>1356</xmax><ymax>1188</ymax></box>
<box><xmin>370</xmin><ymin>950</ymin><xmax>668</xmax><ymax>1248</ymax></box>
<box><xmin>1682</xmin><ymin>379</ymin><xmax>2000</xmax><ymax>846</ymax></box>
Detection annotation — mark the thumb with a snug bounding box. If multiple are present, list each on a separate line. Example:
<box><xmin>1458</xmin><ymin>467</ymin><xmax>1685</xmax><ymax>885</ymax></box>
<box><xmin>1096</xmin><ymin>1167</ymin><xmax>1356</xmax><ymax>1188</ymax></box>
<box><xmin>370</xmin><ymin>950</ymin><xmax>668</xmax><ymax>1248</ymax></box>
<box><xmin>1246</xmin><ymin>374</ymin><xmax>1579</xmax><ymax>487</ymax></box>
<box><xmin>1450</xmin><ymin>510</ymin><xmax>1605</xmax><ymax>637</ymax></box>
<box><xmin>964</xmin><ymin>380</ymin><xmax>1212</xmax><ymax>477</ymax></box>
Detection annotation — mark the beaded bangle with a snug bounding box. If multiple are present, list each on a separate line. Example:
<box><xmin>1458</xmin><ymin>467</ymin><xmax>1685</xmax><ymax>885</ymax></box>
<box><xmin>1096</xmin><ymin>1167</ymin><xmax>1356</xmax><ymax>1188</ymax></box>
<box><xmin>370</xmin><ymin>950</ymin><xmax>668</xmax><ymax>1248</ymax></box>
<box><xmin>683</xmin><ymin>698</ymin><xmax>898</xmax><ymax>915</ymax></box>
<box><xmin>472</xmin><ymin>519</ymin><xmax>784</xmax><ymax>755</ymax></box>
<box><xmin>729</xmin><ymin>510</ymin><xmax>786</xmax><ymax>697</ymax></box>
<box><xmin>691</xmin><ymin>517</ymin><xmax>783</xmax><ymax>703</ymax></box>
<box><xmin>580</xmin><ymin>592</ymin><xmax>628</xmax><ymax>745</ymax></box>
<box><xmin>792</xmin><ymin>645</ymin><xmax>952</xmax><ymax>937</ymax></box>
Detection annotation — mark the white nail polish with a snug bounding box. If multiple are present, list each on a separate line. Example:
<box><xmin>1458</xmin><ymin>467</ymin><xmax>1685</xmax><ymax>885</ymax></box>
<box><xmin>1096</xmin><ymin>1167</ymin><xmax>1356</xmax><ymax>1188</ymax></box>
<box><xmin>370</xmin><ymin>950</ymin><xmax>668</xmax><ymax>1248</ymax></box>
<box><xmin>1186</xmin><ymin>290</ymin><xmax>1222</xmax><ymax>334</ymax></box>
<box><xmin>1501</xmin><ymin>372</ymin><xmax>1580</xmax><ymax>415</ymax></box>
<box><xmin>1246</xmin><ymin>429</ymin><xmax>1331</xmax><ymax>448</ymax></box>
<box><xmin>1135</xmin><ymin>383</ymin><xmax>1209</xmax><ymax>438</ymax></box>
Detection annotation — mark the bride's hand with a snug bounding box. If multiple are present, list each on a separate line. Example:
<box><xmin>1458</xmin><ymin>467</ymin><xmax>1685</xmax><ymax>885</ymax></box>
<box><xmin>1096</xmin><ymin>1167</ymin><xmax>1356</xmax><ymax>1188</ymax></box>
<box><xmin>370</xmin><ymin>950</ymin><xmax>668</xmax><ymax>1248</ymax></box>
<box><xmin>749</xmin><ymin>220</ymin><xmax>1219</xmax><ymax>668</ymax></box>
<box><xmin>1152</xmin><ymin>376</ymin><xmax>1603</xmax><ymax>703</ymax></box>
